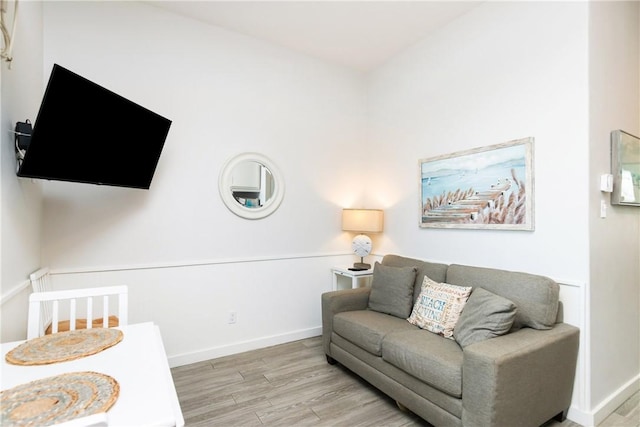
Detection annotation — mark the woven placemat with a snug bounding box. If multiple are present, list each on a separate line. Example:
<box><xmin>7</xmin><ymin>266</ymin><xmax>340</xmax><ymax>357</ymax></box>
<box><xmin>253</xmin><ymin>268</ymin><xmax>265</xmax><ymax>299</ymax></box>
<box><xmin>0</xmin><ymin>371</ymin><xmax>119</xmax><ymax>426</ymax></box>
<box><xmin>5</xmin><ymin>328</ymin><xmax>123</xmax><ymax>366</ymax></box>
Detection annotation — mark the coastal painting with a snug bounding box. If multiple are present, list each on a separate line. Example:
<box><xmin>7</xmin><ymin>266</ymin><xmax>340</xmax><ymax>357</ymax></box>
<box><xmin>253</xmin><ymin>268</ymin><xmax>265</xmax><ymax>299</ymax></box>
<box><xmin>419</xmin><ymin>138</ymin><xmax>534</xmax><ymax>230</ymax></box>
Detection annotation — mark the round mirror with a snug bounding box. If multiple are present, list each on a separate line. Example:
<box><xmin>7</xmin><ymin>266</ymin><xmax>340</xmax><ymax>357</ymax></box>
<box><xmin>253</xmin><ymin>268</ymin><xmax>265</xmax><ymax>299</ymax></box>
<box><xmin>218</xmin><ymin>153</ymin><xmax>285</xmax><ymax>219</ymax></box>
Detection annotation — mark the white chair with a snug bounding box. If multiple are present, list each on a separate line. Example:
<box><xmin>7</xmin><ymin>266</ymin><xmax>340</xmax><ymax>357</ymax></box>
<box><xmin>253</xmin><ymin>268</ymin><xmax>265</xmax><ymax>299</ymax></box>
<box><xmin>27</xmin><ymin>280</ymin><xmax>128</xmax><ymax>339</ymax></box>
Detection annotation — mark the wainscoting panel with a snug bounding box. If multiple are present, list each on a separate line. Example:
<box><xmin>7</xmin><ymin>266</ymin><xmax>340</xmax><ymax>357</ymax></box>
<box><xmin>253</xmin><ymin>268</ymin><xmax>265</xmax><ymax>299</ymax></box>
<box><xmin>40</xmin><ymin>253</ymin><xmax>355</xmax><ymax>367</ymax></box>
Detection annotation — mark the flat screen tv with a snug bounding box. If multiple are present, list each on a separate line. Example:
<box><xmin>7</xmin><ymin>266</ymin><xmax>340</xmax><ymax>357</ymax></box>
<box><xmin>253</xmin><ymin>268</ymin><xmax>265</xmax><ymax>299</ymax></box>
<box><xmin>17</xmin><ymin>64</ymin><xmax>172</xmax><ymax>189</ymax></box>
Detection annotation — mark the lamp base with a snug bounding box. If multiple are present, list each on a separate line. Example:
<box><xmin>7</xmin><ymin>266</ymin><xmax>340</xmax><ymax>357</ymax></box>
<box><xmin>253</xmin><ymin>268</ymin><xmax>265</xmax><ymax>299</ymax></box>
<box><xmin>352</xmin><ymin>262</ymin><xmax>371</xmax><ymax>270</ymax></box>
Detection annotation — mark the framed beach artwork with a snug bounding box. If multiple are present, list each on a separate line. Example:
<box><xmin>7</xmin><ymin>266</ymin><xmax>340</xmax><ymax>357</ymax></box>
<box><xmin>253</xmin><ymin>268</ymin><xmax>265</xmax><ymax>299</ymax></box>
<box><xmin>419</xmin><ymin>137</ymin><xmax>534</xmax><ymax>230</ymax></box>
<box><xmin>610</xmin><ymin>130</ymin><xmax>640</xmax><ymax>206</ymax></box>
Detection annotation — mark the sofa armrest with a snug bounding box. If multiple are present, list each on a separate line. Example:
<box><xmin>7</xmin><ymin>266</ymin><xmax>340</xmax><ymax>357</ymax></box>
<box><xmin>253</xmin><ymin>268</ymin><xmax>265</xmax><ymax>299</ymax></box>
<box><xmin>462</xmin><ymin>323</ymin><xmax>579</xmax><ymax>427</ymax></box>
<box><xmin>321</xmin><ymin>288</ymin><xmax>370</xmax><ymax>356</ymax></box>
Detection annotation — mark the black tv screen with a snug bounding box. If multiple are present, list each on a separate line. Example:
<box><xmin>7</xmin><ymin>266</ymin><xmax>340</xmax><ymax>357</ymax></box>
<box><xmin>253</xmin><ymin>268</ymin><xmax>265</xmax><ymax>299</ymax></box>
<box><xmin>17</xmin><ymin>64</ymin><xmax>171</xmax><ymax>189</ymax></box>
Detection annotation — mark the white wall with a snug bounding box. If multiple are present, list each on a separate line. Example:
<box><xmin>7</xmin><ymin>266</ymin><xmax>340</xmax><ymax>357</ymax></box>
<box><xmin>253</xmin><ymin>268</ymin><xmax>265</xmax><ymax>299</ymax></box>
<box><xmin>20</xmin><ymin>1</ymin><xmax>367</xmax><ymax>362</ymax></box>
<box><xmin>367</xmin><ymin>2</ymin><xmax>589</xmax><ymax>282</ymax></box>
<box><xmin>588</xmin><ymin>1</ymin><xmax>640</xmax><ymax>423</ymax></box>
<box><xmin>0</xmin><ymin>1</ymin><xmax>44</xmax><ymax>342</ymax></box>
<box><xmin>40</xmin><ymin>1</ymin><xmax>367</xmax><ymax>268</ymax></box>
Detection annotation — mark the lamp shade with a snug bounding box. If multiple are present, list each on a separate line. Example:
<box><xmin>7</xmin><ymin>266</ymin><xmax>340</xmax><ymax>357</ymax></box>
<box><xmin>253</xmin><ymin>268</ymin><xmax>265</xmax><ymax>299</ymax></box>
<box><xmin>342</xmin><ymin>209</ymin><xmax>384</xmax><ymax>233</ymax></box>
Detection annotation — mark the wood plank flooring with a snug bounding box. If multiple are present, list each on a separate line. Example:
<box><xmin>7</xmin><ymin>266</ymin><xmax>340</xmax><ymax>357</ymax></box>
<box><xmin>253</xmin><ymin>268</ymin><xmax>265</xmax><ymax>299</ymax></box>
<box><xmin>171</xmin><ymin>336</ymin><xmax>639</xmax><ymax>427</ymax></box>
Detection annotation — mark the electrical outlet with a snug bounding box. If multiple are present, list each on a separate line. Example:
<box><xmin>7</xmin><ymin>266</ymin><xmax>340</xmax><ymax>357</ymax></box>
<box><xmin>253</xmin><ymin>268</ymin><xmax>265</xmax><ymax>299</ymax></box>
<box><xmin>228</xmin><ymin>311</ymin><xmax>237</xmax><ymax>324</ymax></box>
<box><xmin>600</xmin><ymin>200</ymin><xmax>607</xmax><ymax>218</ymax></box>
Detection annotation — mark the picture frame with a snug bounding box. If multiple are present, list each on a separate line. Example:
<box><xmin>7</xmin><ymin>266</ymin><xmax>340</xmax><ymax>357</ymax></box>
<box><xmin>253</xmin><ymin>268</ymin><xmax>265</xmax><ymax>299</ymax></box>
<box><xmin>419</xmin><ymin>137</ymin><xmax>534</xmax><ymax>230</ymax></box>
<box><xmin>611</xmin><ymin>130</ymin><xmax>640</xmax><ymax>206</ymax></box>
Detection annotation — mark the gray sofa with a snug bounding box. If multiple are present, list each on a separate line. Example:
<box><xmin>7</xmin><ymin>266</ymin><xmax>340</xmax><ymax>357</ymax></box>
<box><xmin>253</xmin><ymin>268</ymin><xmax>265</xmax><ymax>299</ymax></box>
<box><xmin>322</xmin><ymin>254</ymin><xmax>580</xmax><ymax>427</ymax></box>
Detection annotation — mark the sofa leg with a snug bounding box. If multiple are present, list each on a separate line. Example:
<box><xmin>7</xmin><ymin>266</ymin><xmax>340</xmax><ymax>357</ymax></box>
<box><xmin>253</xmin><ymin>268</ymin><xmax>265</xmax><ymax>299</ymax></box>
<box><xmin>396</xmin><ymin>401</ymin><xmax>409</xmax><ymax>412</ymax></box>
<box><xmin>553</xmin><ymin>409</ymin><xmax>569</xmax><ymax>422</ymax></box>
<box><xmin>326</xmin><ymin>355</ymin><xmax>337</xmax><ymax>365</ymax></box>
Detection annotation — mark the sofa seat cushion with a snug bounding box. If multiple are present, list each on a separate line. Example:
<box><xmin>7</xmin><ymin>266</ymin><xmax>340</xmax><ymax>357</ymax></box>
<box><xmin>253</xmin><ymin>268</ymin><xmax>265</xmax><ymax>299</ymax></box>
<box><xmin>333</xmin><ymin>310</ymin><xmax>417</xmax><ymax>356</ymax></box>
<box><xmin>382</xmin><ymin>329</ymin><xmax>464</xmax><ymax>398</ymax></box>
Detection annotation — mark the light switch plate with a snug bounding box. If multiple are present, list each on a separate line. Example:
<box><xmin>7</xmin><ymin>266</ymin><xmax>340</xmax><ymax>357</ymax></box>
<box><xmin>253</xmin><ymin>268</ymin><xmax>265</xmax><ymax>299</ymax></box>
<box><xmin>600</xmin><ymin>174</ymin><xmax>613</xmax><ymax>192</ymax></box>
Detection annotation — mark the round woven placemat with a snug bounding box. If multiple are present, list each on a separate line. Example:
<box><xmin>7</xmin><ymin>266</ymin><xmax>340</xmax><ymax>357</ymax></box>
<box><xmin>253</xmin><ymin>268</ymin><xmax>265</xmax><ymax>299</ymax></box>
<box><xmin>0</xmin><ymin>371</ymin><xmax>119</xmax><ymax>426</ymax></box>
<box><xmin>5</xmin><ymin>328</ymin><xmax>123</xmax><ymax>366</ymax></box>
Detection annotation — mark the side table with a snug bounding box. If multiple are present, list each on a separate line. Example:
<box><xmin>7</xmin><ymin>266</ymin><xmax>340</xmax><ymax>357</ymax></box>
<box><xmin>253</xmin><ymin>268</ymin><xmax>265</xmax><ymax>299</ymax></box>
<box><xmin>331</xmin><ymin>267</ymin><xmax>374</xmax><ymax>291</ymax></box>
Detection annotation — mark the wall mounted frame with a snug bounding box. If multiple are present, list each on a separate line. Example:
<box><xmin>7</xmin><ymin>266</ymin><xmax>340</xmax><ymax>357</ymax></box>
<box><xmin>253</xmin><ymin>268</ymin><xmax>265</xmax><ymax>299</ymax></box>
<box><xmin>419</xmin><ymin>137</ymin><xmax>534</xmax><ymax>230</ymax></box>
<box><xmin>611</xmin><ymin>130</ymin><xmax>640</xmax><ymax>206</ymax></box>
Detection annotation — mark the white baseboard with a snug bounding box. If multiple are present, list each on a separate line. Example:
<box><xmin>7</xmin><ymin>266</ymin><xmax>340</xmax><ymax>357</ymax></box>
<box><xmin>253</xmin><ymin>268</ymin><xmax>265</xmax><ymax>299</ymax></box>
<box><xmin>568</xmin><ymin>374</ymin><xmax>640</xmax><ymax>427</ymax></box>
<box><xmin>168</xmin><ymin>326</ymin><xmax>322</xmax><ymax>368</ymax></box>
<box><xmin>568</xmin><ymin>405</ymin><xmax>595</xmax><ymax>427</ymax></box>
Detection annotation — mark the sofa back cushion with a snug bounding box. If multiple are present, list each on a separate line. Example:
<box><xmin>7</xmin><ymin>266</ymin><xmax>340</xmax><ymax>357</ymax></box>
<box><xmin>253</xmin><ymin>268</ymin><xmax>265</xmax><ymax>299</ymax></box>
<box><xmin>368</xmin><ymin>262</ymin><xmax>417</xmax><ymax>318</ymax></box>
<box><xmin>446</xmin><ymin>264</ymin><xmax>559</xmax><ymax>330</ymax></box>
<box><xmin>381</xmin><ymin>255</ymin><xmax>449</xmax><ymax>304</ymax></box>
<box><xmin>453</xmin><ymin>287</ymin><xmax>517</xmax><ymax>347</ymax></box>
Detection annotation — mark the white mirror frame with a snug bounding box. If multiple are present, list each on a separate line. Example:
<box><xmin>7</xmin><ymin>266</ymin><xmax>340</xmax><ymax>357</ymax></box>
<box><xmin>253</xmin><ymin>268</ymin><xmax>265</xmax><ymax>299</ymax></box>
<box><xmin>218</xmin><ymin>152</ymin><xmax>285</xmax><ymax>220</ymax></box>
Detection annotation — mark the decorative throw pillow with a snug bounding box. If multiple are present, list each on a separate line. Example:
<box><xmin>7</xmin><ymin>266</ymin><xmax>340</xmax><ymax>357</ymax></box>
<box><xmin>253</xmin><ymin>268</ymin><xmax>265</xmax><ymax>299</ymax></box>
<box><xmin>368</xmin><ymin>262</ymin><xmax>417</xmax><ymax>319</ymax></box>
<box><xmin>407</xmin><ymin>275</ymin><xmax>472</xmax><ymax>339</ymax></box>
<box><xmin>453</xmin><ymin>287</ymin><xmax>517</xmax><ymax>348</ymax></box>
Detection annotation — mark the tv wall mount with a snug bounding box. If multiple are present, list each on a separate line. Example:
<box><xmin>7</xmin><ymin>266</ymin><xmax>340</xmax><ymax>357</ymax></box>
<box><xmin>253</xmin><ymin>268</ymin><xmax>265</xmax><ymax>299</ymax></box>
<box><xmin>12</xmin><ymin>119</ymin><xmax>31</xmax><ymax>172</ymax></box>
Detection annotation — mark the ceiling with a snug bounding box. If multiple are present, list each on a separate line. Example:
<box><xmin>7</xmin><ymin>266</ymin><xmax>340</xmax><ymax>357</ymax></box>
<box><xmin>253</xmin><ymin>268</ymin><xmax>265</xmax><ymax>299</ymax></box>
<box><xmin>146</xmin><ymin>1</ymin><xmax>482</xmax><ymax>71</ymax></box>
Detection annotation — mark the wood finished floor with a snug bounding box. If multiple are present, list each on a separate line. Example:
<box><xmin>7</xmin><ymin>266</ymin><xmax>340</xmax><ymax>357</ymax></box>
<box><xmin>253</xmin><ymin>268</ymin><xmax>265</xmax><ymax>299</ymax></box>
<box><xmin>171</xmin><ymin>337</ymin><xmax>639</xmax><ymax>427</ymax></box>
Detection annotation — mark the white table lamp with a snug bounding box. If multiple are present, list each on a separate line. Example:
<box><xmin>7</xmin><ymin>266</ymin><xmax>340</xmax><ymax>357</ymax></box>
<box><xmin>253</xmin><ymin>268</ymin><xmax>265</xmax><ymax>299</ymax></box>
<box><xmin>342</xmin><ymin>209</ymin><xmax>384</xmax><ymax>270</ymax></box>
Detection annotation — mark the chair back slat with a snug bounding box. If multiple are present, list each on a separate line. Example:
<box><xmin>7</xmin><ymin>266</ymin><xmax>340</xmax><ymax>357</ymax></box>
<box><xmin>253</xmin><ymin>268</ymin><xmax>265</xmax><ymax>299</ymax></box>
<box><xmin>52</xmin><ymin>300</ymin><xmax>60</xmax><ymax>334</ymax></box>
<box><xmin>87</xmin><ymin>297</ymin><xmax>94</xmax><ymax>329</ymax></box>
<box><xmin>102</xmin><ymin>296</ymin><xmax>109</xmax><ymax>328</ymax></box>
<box><xmin>30</xmin><ymin>267</ymin><xmax>53</xmax><ymax>336</ymax></box>
<box><xmin>69</xmin><ymin>298</ymin><xmax>77</xmax><ymax>331</ymax></box>
<box><xmin>29</xmin><ymin>267</ymin><xmax>50</xmax><ymax>292</ymax></box>
<box><xmin>27</xmin><ymin>272</ymin><xmax>129</xmax><ymax>339</ymax></box>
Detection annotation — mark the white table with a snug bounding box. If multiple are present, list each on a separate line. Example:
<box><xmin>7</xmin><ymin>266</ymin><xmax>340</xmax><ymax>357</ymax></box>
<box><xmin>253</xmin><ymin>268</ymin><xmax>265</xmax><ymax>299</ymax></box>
<box><xmin>1</xmin><ymin>322</ymin><xmax>184</xmax><ymax>427</ymax></box>
<box><xmin>331</xmin><ymin>266</ymin><xmax>374</xmax><ymax>291</ymax></box>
